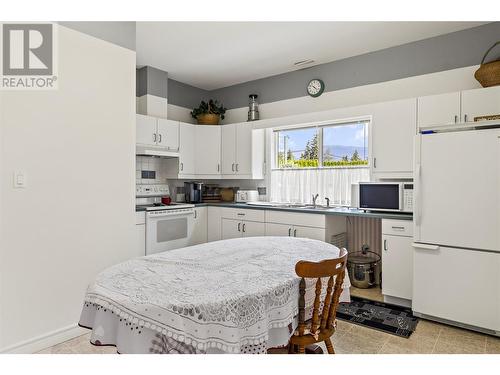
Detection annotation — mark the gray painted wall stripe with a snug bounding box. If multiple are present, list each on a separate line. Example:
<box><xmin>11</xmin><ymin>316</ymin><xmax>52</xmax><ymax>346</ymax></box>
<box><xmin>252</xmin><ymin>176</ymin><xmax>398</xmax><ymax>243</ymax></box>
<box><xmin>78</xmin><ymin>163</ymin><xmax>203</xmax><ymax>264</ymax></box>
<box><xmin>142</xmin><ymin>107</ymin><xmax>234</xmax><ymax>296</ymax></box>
<box><xmin>136</xmin><ymin>66</ymin><xmax>168</xmax><ymax>98</ymax></box>
<box><xmin>167</xmin><ymin>79</ymin><xmax>210</xmax><ymax>109</ymax></box>
<box><xmin>210</xmin><ymin>22</ymin><xmax>500</xmax><ymax>110</ymax></box>
<box><xmin>58</xmin><ymin>21</ymin><xmax>136</xmax><ymax>51</ymax></box>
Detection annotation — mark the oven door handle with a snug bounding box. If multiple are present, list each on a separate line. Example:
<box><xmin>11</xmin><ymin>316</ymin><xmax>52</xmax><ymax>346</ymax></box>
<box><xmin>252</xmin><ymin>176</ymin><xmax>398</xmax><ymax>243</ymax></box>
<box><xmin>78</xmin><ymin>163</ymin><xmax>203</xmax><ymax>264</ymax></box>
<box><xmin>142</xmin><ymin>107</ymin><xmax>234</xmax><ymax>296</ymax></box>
<box><xmin>147</xmin><ymin>211</ymin><xmax>195</xmax><ymax>219</ymax></box>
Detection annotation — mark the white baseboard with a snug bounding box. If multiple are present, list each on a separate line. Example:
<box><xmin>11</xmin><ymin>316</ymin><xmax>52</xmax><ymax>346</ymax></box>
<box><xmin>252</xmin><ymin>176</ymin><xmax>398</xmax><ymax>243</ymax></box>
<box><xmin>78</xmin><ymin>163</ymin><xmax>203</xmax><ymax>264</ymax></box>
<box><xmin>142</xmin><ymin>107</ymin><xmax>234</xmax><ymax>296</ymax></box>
<box><xmin>0</xmin><ymin>324</ymin><xmax>88</xmax><ymax>354</ymax></box>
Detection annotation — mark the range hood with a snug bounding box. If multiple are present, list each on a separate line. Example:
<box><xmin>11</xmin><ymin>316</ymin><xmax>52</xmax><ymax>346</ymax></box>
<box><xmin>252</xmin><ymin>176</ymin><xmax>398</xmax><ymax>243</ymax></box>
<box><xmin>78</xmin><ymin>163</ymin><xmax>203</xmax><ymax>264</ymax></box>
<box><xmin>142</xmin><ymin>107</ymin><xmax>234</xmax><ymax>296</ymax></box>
<box><xmin>136</xmin><ymin>145</ymin><xmax>179</xmax><ymax>158</ymax></box>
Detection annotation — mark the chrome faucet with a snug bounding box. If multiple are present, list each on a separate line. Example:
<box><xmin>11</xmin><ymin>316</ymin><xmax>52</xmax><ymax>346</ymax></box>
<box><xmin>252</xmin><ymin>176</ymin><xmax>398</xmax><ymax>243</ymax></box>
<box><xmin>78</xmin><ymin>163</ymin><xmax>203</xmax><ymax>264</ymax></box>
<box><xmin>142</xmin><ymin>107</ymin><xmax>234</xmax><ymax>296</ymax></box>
<box><xmin>325</xmin><ymin>197</ymin><xmax>330</xmax><ymax>208</ymax></box>
<box><xmin>312</xmin><ymin>194</ymin><xmax>319</xmax><ymax>208</ymax></box>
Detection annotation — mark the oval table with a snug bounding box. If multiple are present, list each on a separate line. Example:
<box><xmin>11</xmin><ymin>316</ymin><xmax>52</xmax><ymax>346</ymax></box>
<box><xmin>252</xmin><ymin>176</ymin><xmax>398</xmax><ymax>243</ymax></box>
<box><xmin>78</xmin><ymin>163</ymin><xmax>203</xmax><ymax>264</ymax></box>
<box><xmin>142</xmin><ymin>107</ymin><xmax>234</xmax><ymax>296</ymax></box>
<box><xmin>79</xmin><ymin>236</ymin><xmax>350</xmax><ymax>354</ymax></box>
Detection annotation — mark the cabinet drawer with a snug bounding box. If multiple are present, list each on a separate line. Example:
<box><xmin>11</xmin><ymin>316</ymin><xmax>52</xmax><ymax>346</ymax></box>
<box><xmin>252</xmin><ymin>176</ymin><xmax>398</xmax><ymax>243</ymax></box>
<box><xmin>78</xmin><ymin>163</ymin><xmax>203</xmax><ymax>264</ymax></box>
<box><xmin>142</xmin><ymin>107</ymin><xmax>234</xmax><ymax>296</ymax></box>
<box><xmin>382</xmin><ymin>219</ymin><xmax>413</xmax><ymax>236</ymax></box>
<box><xmin>265</xmin><ymin>210</ymin><xmax>325</xmax><ymax>228</ymax></box>
<box><xmin>220</xmin><ymin>207</ymin><xmax>265</xmax><ymax>222</ymax></box>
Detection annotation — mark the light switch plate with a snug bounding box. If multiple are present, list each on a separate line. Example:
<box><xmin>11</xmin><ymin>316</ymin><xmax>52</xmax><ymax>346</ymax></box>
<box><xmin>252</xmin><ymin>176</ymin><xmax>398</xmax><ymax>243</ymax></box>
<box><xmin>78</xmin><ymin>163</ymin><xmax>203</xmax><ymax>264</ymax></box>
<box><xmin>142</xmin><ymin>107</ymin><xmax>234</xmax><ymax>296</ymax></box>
<box><xmin>14</xmin><ymin>171</ymin><xmax>26</xmax><ymax>188</ymax></box>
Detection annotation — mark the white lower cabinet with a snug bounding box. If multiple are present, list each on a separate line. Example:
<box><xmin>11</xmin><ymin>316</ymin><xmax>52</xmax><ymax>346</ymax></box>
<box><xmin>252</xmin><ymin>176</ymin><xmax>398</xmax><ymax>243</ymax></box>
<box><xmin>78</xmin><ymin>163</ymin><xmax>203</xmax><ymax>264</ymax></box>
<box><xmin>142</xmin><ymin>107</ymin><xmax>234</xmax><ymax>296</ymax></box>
<box><xmin>265</xmin><ymin>222</ymin><xmax>325</xmax><ymax>241</ymax></box>
<box><xmin>222</xmin><ymin>218</ymin><xmax>265</xmax><ymax>239</ymax></box>
<box><xmin>265</xmin><ymin>211</ymin><xmax>326</xmax><ymax>241</ymax></box>
<box><xmin>381</xmin><ymin>219</ymin><xmax>413</xmax><ymax>302</ymax></box>
<box><xmin>413</xmin><ymin>245</ymin><xmax>500</xmax><ymax>332</ymax></box>
<box><xmin>207</xmin><ymin>206</ymin><xmax>222</xmax><ymax>242</ymax></box>
<box><xmin>190</xmin><ymin>206</ymin><xmax>207</xmax><ymax>245</ymax></box>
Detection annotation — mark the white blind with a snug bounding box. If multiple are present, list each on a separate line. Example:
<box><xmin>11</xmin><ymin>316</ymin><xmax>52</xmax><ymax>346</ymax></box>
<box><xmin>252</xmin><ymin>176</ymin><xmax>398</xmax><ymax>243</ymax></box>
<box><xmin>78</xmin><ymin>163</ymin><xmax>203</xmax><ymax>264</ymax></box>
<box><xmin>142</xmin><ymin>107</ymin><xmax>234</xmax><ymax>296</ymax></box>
<box><xmin>270</xmin><ymin>167</ymin><xmax>370</xmax><ymax>206</ymax></box>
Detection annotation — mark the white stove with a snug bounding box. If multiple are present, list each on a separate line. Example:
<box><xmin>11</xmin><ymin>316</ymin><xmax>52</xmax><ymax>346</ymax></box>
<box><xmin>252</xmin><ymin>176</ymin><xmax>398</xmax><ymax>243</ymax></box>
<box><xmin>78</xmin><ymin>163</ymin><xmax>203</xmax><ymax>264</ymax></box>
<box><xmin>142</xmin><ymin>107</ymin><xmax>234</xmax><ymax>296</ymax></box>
<box><xmin>136</xmin><ymin>184</ymin><xmax>195</xmax><ymax>254</ymax></box>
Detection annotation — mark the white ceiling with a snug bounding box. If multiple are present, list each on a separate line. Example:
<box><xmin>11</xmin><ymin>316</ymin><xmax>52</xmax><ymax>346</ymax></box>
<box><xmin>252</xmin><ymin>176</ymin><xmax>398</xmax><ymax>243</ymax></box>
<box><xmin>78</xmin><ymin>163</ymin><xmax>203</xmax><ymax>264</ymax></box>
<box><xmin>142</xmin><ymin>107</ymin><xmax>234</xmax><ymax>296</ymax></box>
<box><xmin>136</xmin><ymin>22</ymin><xmax>486</xmax><ymax>90</ymax></box>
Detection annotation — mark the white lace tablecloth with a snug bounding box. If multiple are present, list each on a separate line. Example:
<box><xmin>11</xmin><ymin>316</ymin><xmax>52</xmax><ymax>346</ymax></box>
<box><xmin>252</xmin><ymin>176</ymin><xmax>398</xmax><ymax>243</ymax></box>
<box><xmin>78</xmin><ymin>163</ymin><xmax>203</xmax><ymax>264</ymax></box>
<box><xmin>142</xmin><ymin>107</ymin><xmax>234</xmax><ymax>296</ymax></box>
<box><xmin>79</xmin><ymin>236</ymin><xmax>350</xmax><ymax>353</ymax></box>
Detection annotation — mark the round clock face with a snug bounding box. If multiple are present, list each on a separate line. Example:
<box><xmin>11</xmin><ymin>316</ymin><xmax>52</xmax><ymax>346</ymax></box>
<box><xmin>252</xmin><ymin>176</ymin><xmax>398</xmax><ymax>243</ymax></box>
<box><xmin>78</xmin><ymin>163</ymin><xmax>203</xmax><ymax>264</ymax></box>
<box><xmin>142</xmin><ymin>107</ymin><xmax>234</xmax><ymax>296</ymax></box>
<box><xmin>307</xmin><ymin>79</ymin><xmax>324</xmax><ymax>97</ymax></box>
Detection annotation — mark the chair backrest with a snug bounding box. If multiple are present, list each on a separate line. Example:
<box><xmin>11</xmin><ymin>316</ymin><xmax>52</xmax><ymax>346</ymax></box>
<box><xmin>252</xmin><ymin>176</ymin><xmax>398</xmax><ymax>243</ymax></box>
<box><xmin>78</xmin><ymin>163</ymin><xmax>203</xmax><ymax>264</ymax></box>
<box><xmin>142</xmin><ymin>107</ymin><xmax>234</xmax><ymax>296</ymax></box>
<box><xmin>295</xmin><ymin>248</ymin><xmax>348</xmax><ymax>337</ymax></box>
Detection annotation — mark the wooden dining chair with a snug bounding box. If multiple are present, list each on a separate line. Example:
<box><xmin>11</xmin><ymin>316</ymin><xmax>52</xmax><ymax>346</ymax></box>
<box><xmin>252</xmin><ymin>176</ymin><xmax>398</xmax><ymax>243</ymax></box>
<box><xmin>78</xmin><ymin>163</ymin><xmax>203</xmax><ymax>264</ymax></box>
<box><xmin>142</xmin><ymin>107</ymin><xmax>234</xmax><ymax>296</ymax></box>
<box><xmin>288</xmin><ymin>248</ymin><xmax>348</xmax><ymax>354</ymax></box>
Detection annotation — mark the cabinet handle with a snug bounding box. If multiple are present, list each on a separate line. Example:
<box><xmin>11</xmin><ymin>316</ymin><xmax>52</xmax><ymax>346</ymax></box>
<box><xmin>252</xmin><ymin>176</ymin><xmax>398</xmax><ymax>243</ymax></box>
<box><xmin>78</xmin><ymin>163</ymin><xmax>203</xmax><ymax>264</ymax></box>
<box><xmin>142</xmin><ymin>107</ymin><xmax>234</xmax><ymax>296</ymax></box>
<box><xmin>232</xmin><ymin>163</ymin><xmax>235</xmax><ymax>172</ymax></box>
<box><xmin>238</xmin><ymin>222</ymin><xmax>241</xmax><ymax>232</ymax></box>
<box><xmin>242</xmin><ymin>223</ymin><xmax>246</xmax><ymax>233</ymax></box>
<box><xmin>454</xmin><ymin>115</ymin><xmax>458</xmax><ymax>123</ymax></box>
<box><xmin>153</xmin><ymin>133</ymin><xmax>157</xmax><ymax>142</ymax></box>
<box><xmin>236</xmin><ymin>164</ymin><xmax>239</xmax><ymax>172</ymax></box>
<box><xmin>288</xmin><ymin>228</ymin><xmax>291</xmax><ymax>236</ymax></box>
<box><xmin>384</xmin><ymin>239</ymin><xmax>388</xmax><ymax>251</ymax></box>
<box><xmin>180</xmin><ymin>162</ymin><xmax>183</xmax><ymax>171</ymax></box>
<box><xmin>391</xmin><ymin>226</ymin><xmax>405</xmax><ymax>230</ymax></box>
<box><xmin>194</xmin><ymin>210</ymin><xmax>197</xmax><ymax>219</ymax></box>
<box><xmin>159</xmin><ymin>134</ymin><xmax>162</xmax><ymax>143</ymax></box>
<box><xmin>464</xmin><ymin>114</ymin><xmax>468</xmax><ymax>123</ymax></box>
<box><xmin>373</xmin><ymin>157</ymin><xmax>377</xmax><ymax>168</ymax></box>
<box><xmin>217</xmin><ymin>164</ymin><xmax>220</xmax><ymax>172</ymax></box>
<box><xmin>293</xmin><ymin>229</ymin><xmax>297</xmax><ymax>237</ymax></box>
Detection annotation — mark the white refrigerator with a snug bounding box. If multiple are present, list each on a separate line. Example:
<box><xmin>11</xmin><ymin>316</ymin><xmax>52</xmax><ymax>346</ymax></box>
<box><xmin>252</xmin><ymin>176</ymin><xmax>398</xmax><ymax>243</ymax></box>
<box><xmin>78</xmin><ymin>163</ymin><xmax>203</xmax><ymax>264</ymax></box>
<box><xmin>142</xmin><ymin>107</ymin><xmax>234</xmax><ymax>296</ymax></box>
<box><xmin>413</xmin><ymin>125</ymin><xmax>500</xmax><ymax>335</ymax></box>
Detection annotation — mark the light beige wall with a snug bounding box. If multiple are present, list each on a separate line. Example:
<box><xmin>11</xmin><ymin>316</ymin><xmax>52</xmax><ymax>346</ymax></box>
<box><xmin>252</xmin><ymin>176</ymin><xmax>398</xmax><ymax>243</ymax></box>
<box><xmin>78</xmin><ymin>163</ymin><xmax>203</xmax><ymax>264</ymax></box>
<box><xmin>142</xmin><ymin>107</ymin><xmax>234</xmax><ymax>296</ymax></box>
<box><xmin>0</xmin><ymin>25</ymin><xmax>138</xmax><ymax>352</ymax></box>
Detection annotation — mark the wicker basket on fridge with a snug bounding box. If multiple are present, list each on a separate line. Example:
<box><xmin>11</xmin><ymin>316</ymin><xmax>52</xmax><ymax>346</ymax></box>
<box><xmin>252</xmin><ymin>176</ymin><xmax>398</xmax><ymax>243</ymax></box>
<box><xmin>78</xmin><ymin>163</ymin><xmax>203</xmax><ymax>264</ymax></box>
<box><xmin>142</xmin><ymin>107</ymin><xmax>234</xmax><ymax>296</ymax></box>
<box><xmin>474</xmin><ymin>41</ymin><xmax>500</xmax><ymax>88</ymax></box>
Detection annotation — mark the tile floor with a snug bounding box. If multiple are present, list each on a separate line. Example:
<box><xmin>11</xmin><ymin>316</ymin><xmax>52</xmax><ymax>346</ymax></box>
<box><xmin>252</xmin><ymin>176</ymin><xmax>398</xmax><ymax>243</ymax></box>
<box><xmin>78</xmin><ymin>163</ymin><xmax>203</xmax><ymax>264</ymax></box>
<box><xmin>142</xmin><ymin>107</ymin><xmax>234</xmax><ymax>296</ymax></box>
<box><xmin>36</xmin><ymin>318</ymin><xmax>500</xmax><ymax>354</ymax></box>
<box><xmin>350</xmin><ymin>285</ymin><xmax>384</xmax><ymax>302</ymax></box>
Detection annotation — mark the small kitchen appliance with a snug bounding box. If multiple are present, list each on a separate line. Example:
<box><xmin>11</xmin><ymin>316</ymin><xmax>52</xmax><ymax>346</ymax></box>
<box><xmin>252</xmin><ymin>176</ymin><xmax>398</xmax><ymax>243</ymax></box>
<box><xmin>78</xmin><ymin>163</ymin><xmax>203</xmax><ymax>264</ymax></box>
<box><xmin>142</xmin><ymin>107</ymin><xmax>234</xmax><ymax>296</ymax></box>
<box><xmin>184</xmin><ymin>182</ymin><xmax>203</xmax><ymax>203</ymax></box>
<box><xmin>346</xmin><ymin>247</ymin><xmax>381</xmax><ymax>289</ymax></box>
<box><xmin>235</xmin><ymin>189</ymin><xmax>259</xmax><ymax>203</ymax></box>
<box><xmin>357</xmin><ymin>182</ymin><xmax>413</xmax><ymax>213</ymax></box>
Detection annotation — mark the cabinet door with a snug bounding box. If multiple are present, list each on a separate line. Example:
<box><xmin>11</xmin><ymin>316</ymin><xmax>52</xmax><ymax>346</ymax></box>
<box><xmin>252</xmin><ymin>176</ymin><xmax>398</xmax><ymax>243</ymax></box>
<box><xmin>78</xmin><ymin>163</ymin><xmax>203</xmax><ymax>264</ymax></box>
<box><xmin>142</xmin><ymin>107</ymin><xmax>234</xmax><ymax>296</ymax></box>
<box><xmin>382</xmin><ymin>234</ymin><xmax>413</xmax><ymax>300</ymax></box>
<box><xmin>221</xmin><ymin>124</ymin><xmax>236</xmax><ymax>174</ymax></box>
<box><xmin>265</xmin><ymin>222</ymin><xmax>292</xmax><ymax>237</ymax></box>
<box><xmin>417</xmin><ymin>92</ymin><xmax>461</xmax><ymax>128</ymax></box>
<box><xmin>241</xmin><ymin>220</ymin><xmax>265</xmax><ymax>238</ymax></box>
<box><xmin>461</xmin><ymin>86</ymin><xmax>500</xmax><ymax>123</ymax></box>
<box><xmin>413</xmin><ymin>245</ymin><xmax>500</xmax><ymax>331</ymax></box>
<box><xmin>157</xmin><ymin>119</ymin><xmax>179</xmax><ymax>150</ymax></box>
<box><xmin>136</xmin><ymin>114</ymin><xmax>157</xmax><ymax>146</ymax></box>
<box><xmin>236</xmin><ymin>122</ymin><xmax>253</xmax><ymax>175</ymax></box>
<box><xmin>371</xmin><ymin>98</ymin><xmax>417</xmax><ymax>175</ymax></box>
<box><xmin>190</xmin><ymin>207</ymin><xmax>208</xmax><ymax>245</ymax></box>
<box><xmin>292</xmin><ymin>225</ymin><xmax>325</xmax><ymax>241</ymax></box>
<box><xmin>221</xmin><ymin>218</ymin><xmax>242</xmax><ymax>240</ymax></box>
<box><xmin>179</xmin><ymin>122</ymin><xmax>196</xmax><ymax>175</ymax></box>
<box><xmin>207</xmin><ymin>206</ymin><xmax>222</xmax><ymax>242</ymax></box>
<box><xmin>195</xmin><ymin>126</ymin><xmax>221</xmax><ymax>175</ymax></box>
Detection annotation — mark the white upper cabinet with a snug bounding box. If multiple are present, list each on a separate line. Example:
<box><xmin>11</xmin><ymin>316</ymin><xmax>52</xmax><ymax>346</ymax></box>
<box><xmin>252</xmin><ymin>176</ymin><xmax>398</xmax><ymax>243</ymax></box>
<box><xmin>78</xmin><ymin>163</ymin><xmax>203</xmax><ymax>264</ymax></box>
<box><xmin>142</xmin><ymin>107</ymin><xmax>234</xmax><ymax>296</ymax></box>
<box><xmin>371</xmin><ymin>98</ymin><xmax>417</xmax><ymax>177</ymax></box>
<box><xmin>236</xmin><ymin>122</ymin><xmax>253</xmax><ymax>175</ymax></box>
<box><xmin>221</xmin><ymin>122</ymin><xmax>265</xmax><ymax>179</ymax></box>
<box><xmin>157</xmin><ymin>119</ymin><xmax>179</xmax><ymax>151</ymax></box>
<box><xmin>136</xmin><ymin>114</ymin><xmax>179</xmax><ymax>151</ymax></box>
<box><xmin>195</xmin><ymin>125</ymin><xmax>221</xmax><ymax>176</ymax></box>
<box><xmin>418</xmin><ymin>86</ymin><xmax>500</xmax><ymax>128</ymax></box>
<box><xmin>178</xmin><ymin>122</ymin><xmax>196</xmax><ymax>176</ymax></box>
<box><xmin>417</xmin><ymin>92</ymin><xmax>461</xmax><ymax>128</ymax></box>
<box><xmin>136</xmin><ymin>114</ymin><xmax>158</xmax><ymax>146</ymax></box>
<box><xmin>461</xmin><ymin>86</ymin><xmax>500</xmax><ymax>123</ymax></box>
<box><xmin>221</xmin><ymin>124</ymin><xmax>237</xmax><ymax>174</ymax></box>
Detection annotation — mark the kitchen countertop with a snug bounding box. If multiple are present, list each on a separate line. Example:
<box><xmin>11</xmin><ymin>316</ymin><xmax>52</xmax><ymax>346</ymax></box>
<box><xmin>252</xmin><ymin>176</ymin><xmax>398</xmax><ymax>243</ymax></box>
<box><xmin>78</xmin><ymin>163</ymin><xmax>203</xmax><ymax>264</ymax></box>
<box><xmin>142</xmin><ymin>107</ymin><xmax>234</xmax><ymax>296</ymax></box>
<box><xmin>136</xmin><ymin>202</ymin><xmax>412</xmax><ymax>220</ymax></box>
<box><xmin>191</xmin><ymin>202</ymin><xmax>413</xmax><ymax>221</ymax></box>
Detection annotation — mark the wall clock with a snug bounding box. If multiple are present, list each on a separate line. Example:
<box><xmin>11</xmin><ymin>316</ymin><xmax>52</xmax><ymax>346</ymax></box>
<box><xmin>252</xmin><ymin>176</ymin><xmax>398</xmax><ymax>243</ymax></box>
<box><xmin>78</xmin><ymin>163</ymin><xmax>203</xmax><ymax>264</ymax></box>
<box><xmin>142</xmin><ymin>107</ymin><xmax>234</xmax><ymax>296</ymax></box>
<box><xmin>307</xmin><ymin>79</ymin><xmax>325</xmax><ymax>97</ymax></box>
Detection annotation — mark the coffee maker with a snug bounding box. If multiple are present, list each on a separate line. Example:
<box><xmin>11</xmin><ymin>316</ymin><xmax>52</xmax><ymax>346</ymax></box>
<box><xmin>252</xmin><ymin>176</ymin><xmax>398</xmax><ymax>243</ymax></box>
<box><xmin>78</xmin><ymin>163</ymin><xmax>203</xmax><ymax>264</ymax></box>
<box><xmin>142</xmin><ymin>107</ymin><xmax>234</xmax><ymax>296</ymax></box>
<box><xmin>184</xmin><ymin>182</ymin><xmax>203</xmax><ymax>203</ymax></box>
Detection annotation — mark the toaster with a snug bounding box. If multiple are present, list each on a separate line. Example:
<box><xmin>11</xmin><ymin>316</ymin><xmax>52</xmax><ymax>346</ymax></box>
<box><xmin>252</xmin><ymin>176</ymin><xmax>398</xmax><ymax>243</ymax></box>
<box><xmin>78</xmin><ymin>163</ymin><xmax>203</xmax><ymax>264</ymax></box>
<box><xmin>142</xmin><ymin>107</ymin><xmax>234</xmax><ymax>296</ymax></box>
<box><xmin>235</xmin><ymin>190</ymin><xmax>259</xmax><ymax>203</ymax></box>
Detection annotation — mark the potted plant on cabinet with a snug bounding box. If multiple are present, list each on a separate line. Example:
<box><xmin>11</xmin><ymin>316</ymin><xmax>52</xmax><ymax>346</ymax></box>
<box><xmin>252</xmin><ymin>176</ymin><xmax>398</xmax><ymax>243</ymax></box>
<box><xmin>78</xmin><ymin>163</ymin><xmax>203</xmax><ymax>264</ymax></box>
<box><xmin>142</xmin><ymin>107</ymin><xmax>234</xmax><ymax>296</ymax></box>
<box><xmin>191</xmin><ymin>99</ymin><xmax>227</xmax><ymax>125</ymax></box>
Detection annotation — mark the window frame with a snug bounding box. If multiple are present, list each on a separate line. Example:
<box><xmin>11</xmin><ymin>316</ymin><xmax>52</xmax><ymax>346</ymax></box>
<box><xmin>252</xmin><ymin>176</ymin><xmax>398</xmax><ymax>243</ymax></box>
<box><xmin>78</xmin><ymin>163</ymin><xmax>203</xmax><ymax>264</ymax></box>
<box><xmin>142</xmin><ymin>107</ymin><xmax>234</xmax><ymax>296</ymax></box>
<box><xmin>272</xmin><ymin>118</ymin><xmax>371</xmax><ymax>170</ymax></box>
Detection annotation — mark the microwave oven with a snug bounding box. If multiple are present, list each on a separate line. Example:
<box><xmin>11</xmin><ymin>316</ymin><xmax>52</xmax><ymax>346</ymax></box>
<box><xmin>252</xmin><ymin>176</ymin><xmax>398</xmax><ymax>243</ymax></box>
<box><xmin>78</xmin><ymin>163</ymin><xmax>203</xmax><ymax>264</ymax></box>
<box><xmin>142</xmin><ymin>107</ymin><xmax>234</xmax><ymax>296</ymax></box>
<box><xmin>352</xmin><ymin>182</ymin><xmax>413</xmax><ymax>213</ymax></box>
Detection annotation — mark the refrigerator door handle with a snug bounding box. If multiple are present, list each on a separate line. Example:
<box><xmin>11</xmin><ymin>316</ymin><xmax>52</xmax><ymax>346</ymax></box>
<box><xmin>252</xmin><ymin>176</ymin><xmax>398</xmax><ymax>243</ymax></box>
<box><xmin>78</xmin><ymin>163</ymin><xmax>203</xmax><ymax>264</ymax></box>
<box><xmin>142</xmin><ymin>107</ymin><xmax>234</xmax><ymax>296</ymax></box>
<box><xmin>415</xmin><ymin>163</ymin><xmax>422</xmax><ymax>227</ymax></box>
<box><xmin>412</xmin><ymin>243</ymin><xmax>440</xmax><ymax>251</ymax></box>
